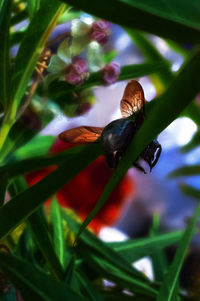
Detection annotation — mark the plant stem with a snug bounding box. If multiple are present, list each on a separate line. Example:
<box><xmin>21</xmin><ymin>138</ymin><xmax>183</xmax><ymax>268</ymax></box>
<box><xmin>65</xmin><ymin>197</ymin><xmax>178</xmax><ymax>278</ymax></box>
<box><xmin>0</xmin><ymin>104</ymin><xmax>17</xmax><ymax>160</ymax></box>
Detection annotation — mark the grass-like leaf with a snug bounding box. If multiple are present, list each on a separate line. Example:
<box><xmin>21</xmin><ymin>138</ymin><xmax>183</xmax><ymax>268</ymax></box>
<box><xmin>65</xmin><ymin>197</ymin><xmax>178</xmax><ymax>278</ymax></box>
<box><xmin>0</xmin><ymin>252</ymin><xmax>86</xmax><ymax>301</ymax></box>
<box><xmin>0</xmin><ymin>144</ymin><xmax>88</xmax><ymax>179</ymax></box>
<box><xmin>11</xmin><ymin>0</ymin><xmax>65</xmax><ymax>108</ymax></box>
<box><xmin>62</xmin><ymin>211</ymin><xmax>156</xmax><ymax>297</ymax></box>
<box><xmin>81</xmin><ymin>252</ymin><xmax>157</xmax><ymax>297</ymax></box>
<box><xmin>156</xmin><ymin>204</ymin><xmax>200</xmax><ymax>300</ymax></box>
<box><xmin>62</xmin><ymin>0</ymin><xmax>200</xmax><ymax>43</ymax></box>
<box><xmin>179</xmin><ymin>183</ymin><xmax>200</xmax><ymax>200</ymax></box>
<box><xmin>76</xmin><ymin>48</ymin><xmax>200</xmax><ymax>239</ymax></box>
<box><xmin>109</xmin><ymin>231</ymin><xmax>182</xmax><ymax>263</ymax></box>
<box><xmin>50</xmin><ymin>199</ymin><xmax>66</xmax><ymax>267</ymax></box>
<box><xmin>0</xmin><ymin>0</ymin><xmax>12</xmax><ymax>108</ymax></box>
<box><xmin>0</xmin><ymin>144</ymin><xmax>101</xmax><ymax>240</ymax></box>
<box><xmin>28</xmin><ymin>208</ymin><xmax>65</xmax><ymax>280</ymax></box>
<box><xmin>168</xmin><ymin>165</ymin><xmax>200</xmax><ymax>178</ymax></box>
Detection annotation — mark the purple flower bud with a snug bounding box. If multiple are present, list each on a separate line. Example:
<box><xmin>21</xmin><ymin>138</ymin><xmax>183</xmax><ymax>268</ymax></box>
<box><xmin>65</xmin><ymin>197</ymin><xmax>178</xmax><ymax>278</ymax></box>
<box><xmin>90</xmin><ymin>20</ymin><xmax>111</xmax><ymax>45</ymax></box>
<box><xmin>65</xmin><ymin>58</ymin><xmax>89</xmax><ymax>85</ymax></box>
<box><xmin>102</xmin><ymin>62</ymin><xmax>120</xmax><ymax>85</ymax></box>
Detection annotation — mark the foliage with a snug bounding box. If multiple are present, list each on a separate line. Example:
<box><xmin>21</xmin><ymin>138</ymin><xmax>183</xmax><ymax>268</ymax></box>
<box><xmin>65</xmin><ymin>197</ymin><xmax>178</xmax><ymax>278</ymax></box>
<box><xmin>0</xmin><ymin>0</ymin><xmax>200</xmax><ymax>300</ymax></box>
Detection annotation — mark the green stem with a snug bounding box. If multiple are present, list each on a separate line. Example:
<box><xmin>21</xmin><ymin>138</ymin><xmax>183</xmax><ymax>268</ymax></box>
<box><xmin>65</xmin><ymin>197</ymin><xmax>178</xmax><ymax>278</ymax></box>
<box><xmin>0</xmin><ymin>103</ymin><xmax>17</xmax><ymax>160</ymax></box>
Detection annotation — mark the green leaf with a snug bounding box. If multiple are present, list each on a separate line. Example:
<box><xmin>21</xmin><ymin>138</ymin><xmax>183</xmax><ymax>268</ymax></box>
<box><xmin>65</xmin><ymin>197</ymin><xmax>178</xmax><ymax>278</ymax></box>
<box><xmin>76</xmin><ymin>48</ymin><xmax>200</xmax><ymax>239</ymax></box>
<box><xmin>0</xmin><ymin>252</ymin><xmax>86</xmax><ymax>301</ymax></box>
<box><xmin>0</xmin><ymin>143</ymin><xmax>101</xmax><ymax>240</ymax></box>
<box><xmin>126</xmin><ymin>29</ymin><xmax>173</xmax><ymax>89</ymax></box>
<box><xmin>29</xmin><ymin>208</ymin><xmax>65</xmax><ymax>280</ymax></box>
<box><xmin>62</xmin><ymin>211</ymin><xmax>156</xmax><ymax>297</ymax></box>
<box><xmin>81</xmin><ymin>252</ymin><xmax>157</xmax><ymax>297</ymax></box>
<box><xmin>12</xmin><ymin>0</ymin><xmax>66</xmax><ymax>111</ymax></box>
<box><xmin>103</xmin><ymin>50</ymin><xmax>118</xmax><ymax>65</ymax></box>
<box><xmin>0</xmin><ymin>107</ymin><xmax>54</xmax><ymax>162</ymax></box>
<box><xmin>58</xmin><ymin>10</ymin><xmax>81</xmax><ymax>24</ymax></box>
<box><xmin>7</xmin><ymin>176</ymin><xmax>64</xmax><ymax>280</ymax></box>
<box><xmin>0</xmin><ymin>0</ymin><xmax>12</xmax><ymax>108</ymax></box>
<box><xmin>179</xmin><ymin>183</ymin><xmax>200</xmax><ymax>200</ymax></box>
<box><xmin>109</xmin><ymin>231</ymin><xmax>182</xmax><ymax>264</ymax></box>
<box><xmin>57</xmin><ymin>37</ymin><xmax>72</xmax><ymax>65</ymax></box>
<box><xmin>0</xmin><ymin>1</ymin><xmax>66</xmax><ymax>154</ymax></box>
<box><xmin>61</xmin><ymin>0</ymin><xmax>200</xmax><ymax>43</ymax></box>
<box><xmin>50</xmin><ymin>199</ymin><xmax>66</xmax><ymax>267</ymax></box>
<box><xmin>149</xmin><ymin>215</ymin><xmax>168</xmax><ymax>282</ymax></box>
<box><xmin>0</xmin><ymin>173</ymin><xmax>8</xmax><ymax>207</ymax></box>
<box><xmin>27</xmin><ymin>0</ymin><xmax>41</xmax><ymax>19</ymax></box>
<box><xmin>11</xmin><ymin>135</ymin><xmax>56</xmax><ymax>160</ymax></box>
<box><xmin>0</xmin><ymin>144</ymin><xmax>87</xmax><ymax>179</ymax></box>
<box><xmin>156</xmin><ymin>204</ymin><xmax>200</xmax><ymax>301</ymax></box>
<box><xmin>75</xmin><ymin>271</ymin><xmax>104</xmax><ymax>301</ymax></box>
<box><xmin>168</xmin><ymin>165</ymin><xmax>200</xmax><ymax>178</ymax></box>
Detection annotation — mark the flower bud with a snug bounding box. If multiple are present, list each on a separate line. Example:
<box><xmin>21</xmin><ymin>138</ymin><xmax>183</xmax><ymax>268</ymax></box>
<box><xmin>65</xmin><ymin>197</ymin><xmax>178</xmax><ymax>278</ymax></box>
<box><xmin>102</xmin><ymin>62</ymin><xmax>120</xmax><ymax>85</ymax></box>
<box><xmin>90</xmin><ymin>20</ymin><xmax>111</xmax><ymax>45</ymax></box>
<box><xmin>65</xmin><ymin>58</ymin><xmax>89</xmax><ymax>85</ymax></box>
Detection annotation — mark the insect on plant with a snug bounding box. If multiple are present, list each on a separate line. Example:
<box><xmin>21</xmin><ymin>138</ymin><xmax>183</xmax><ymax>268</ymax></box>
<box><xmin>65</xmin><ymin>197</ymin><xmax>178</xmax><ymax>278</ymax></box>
<box><xmin>59</xmin><ymin>80</ymin><xmax>162</xmax><ymax>173</ymax></box>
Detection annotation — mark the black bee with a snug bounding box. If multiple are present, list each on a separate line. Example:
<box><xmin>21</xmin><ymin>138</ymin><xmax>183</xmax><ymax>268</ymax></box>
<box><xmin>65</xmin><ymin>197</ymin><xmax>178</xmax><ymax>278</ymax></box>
<box><xmin>59</xmin><ymin>80</ymin><xmax>161</xmax><ymax>173</ymax></box>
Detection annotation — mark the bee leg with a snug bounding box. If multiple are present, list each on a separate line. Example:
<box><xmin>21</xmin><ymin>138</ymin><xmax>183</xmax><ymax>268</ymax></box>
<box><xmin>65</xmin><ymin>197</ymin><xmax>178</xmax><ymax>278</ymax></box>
<box><xmin>133</xmin><ymin>161</ymin><xmax>146</xmax><ymax>174</ymax></box>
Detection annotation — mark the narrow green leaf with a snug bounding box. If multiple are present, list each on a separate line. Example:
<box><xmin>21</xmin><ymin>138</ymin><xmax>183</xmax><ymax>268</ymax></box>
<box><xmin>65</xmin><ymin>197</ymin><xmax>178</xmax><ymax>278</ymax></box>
<box><xmin>81</xmin><ymin>252</ymin><xmax>157</xmax><ymax>297</ymax></box>
<box><xmin>7</xmin><ymin>176</ymin><xmax>64</xmax><ymax>280</ymax></box>
<box><xmin>11</xmin><ymin>135</ymin><xmax>55</xmax><ymax>160</ymax></box>
<box><xmin>0</xmin><ymin>252</ymin><xmax>86</xmax><ymax>301</ymax></box>
<box><xmin>76</xmin><ymin>48</ymin><xmax>200</xmax><ymax>239</ymax></box>
<box><xmin>149</xmin><ymin>215</ymin><xmax>168</xmax><ymax>282</ymax></box>
<box><xmin>0</xmin><ymin>0</ymin><xmax>12</xmax><ymax>108</ymax></box>
<box><xmin>27</xmin><ymin>0</ymin><xmax>41</xmax><ymax>18</ymax></box>
<box><xmin>0</xmin><ymin>143</ymin><xmax>101</xmax><ymax>240</ymax></box>
<box><xmin>156</xmin><ymin>204</ymin><xmax>200</xmax><ymax>301</ymax></box>
<box><xmin>76</xmin><ymin>271</ymin><xmax>104</xmax><ymax>301</ymax></box>
<box><xmin>0</xmin><ymin>144</ymin><xmax>87</xmax><ymax>179</ymax></box>
<box><xmin>50</xmin><ymin>199</ymin><xmax>66</xmax><ymax>267</ymax></box>
<box><xmin>179</xmin><ymin>183</ymin><xmax>200</xmax><ymax>200</ymax></box>
<box><xmin>0</xmin><ymin>173</ymin><xmax>8</xmax><ymax>207</ymax></box>
<box><xmin>168</xmin><ymin>165</ymin><xmax>200</xmax><ymax>178</ymax></box>
<box><xmin>12</xmin><ymin>1</ymin><xmax>66</xmax><ymax>109</ymax></box>
<box><xmin>29</xmin><ymin>208</ymin><xmax>65</xmax><ymax>280</ymax></box>
<box><xmin>126</xmin><ymin>29</ymin><xmax>173</xmax><ymax>88</ymax></box>
<box><xmin>62</xmin><ymin>211</ymin><xmax>154</xmax><ymax>291</ymax></box>
<box><xmin>62</xmin><ymin>0</ymin><xmax>200</xmax><ymax>43</ymax></box>
<box><xmin>109</xmin><ymin>231</ymin><xmax>182</xmax><ymax>264</ymax></box>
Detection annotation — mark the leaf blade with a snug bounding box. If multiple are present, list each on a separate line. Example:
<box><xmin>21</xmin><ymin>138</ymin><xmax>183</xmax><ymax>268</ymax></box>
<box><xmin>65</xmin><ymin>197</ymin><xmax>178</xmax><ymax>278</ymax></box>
<box><xmin>156</xmin><ymin>204</ymin><xmax>200</xmax><ymax>301</ymax></box>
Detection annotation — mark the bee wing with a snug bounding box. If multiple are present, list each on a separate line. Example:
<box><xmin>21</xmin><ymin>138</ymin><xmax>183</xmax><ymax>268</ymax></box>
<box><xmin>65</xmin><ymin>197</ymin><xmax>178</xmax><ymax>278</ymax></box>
<box><xmin>120</xmin><ymin>80</ymin><xmax>145</xmax><ymax>118</ymax></box>
<box><xmin>59</xmin><ymin>126</ymin><xmax>104</xmax><ymax>143</ymax></box>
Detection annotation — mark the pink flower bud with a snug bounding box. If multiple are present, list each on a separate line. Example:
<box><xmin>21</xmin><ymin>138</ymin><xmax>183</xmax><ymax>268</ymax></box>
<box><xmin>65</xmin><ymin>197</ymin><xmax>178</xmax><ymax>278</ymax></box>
<box><xmin>102</xmin><ymin>62</ymin><xmax>120</xmax><ymax>85</ymax></box>
<box><xmin>65</xmin><ymin>58</ymin><xmax>89</xmax><ymax>85</ymax></box>
<box><xmin>90</xmin><ymin>20</ymin><xmax>111</xmax><ymax>45</ymax></box>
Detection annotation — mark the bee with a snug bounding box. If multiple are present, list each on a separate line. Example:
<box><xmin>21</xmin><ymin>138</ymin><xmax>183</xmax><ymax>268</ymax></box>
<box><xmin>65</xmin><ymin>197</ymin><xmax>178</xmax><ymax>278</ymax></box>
<box><xmin>59</xmin><ymin>80</ymin><xmax>161</xmax><ymax>173</ymax></box>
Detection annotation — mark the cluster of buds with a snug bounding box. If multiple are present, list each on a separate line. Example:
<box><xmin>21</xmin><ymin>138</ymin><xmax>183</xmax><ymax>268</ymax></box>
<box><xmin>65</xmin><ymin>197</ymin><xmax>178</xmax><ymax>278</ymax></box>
<box><xmin>64</xmin><ymin>20</ymin><xmax>120</xmax><ymax>86</ymax></box>
<box><xmin>65</xmin><ymin>58</ymin><xmax>120</xmax><ymax>86</ymax></box>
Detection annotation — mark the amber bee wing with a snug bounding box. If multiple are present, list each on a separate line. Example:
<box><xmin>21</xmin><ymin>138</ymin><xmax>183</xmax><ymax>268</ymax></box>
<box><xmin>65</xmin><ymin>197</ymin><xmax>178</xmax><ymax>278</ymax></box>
<box><xmin>59</xmin><ymin>126</ymin><xmax>104</xmax><ymax>143</ymax></box>
<box><xmin>120</xmin><ymin>80</ymin><xmax>145</xmax><ymax>118</ymax></box>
